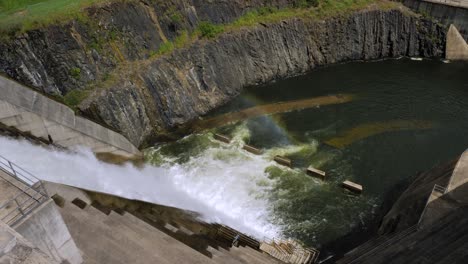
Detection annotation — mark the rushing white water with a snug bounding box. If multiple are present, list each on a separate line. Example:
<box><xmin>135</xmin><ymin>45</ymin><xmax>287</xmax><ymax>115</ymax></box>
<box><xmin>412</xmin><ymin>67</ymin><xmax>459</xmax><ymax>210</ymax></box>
<box><xmin>0</xmin><ymin>135</ymin><xmax>282</xmax><ymax>239</ymax></box>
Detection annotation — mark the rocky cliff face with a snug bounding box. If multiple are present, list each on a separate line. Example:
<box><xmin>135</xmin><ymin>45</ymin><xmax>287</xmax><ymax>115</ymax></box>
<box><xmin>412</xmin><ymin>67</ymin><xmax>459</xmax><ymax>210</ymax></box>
<box><xmin>82</xmin><ymin>9</ymin><xmax>446</xmax><ymax>147</ymax></box>
<box><xmin>0</xmin><ymin>0</ymin><xmax>301</xmax><ymax>95</ymax></box>
<box><xmin>0</xmin><ymin>1</ymin><xmax>446</xmax><ymax>147</ymax></box>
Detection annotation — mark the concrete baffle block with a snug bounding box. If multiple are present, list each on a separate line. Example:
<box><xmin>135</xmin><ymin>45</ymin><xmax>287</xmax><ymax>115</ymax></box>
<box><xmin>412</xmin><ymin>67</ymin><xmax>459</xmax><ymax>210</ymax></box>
<box><xmin>243</xmin><ymin>145</ymin><xmax>262</xmax><ymax>155</ymax></box>
<box><xmin>214</xmin><ymin>133</ymin><xmax>231</xmax><ymax>143</ymax></box>
<box><xmin>274</xmin><ymin>156</ymin><xmax>292</xmax><ymax>167</ymax></box>
<box><xmin>342</xmin><ymin>180</ymin><xmax>363</xmax><ymax>194</ymax></box>
<box><xmin>307</xmin><ymin>166</ymin><xmax>326</xmax><ymax>180</ymax></box>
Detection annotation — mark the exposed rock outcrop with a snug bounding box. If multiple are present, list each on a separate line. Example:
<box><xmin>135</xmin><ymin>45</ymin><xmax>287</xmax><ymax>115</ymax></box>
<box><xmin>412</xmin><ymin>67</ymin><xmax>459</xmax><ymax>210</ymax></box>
<box><xmin>0</xmin><ymin>0</ymin><xmax>303</xmax><ymax>96</ymax></box>
<box><xmin>0</xmin><ymin>2</ymin><xmax>446</xmax><ymax>147</ymax></box>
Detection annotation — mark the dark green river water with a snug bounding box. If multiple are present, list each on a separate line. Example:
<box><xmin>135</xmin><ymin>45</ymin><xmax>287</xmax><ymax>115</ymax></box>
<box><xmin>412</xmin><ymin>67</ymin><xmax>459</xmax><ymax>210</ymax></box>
<box><xmin>146</xmin><ymin>58</ymin><xmax>468</xmax><ymax>249</ymax></box>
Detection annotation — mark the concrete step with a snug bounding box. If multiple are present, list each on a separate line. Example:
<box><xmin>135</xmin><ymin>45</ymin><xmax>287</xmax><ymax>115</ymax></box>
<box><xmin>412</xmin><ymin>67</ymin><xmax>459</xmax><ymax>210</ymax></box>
<box><xmin>84</xmin><ymin>204</ymin><xmax>109</xmax><ymax>221</ymax></box>
<box><xmin>218</xmin><ymin>247</ymin><xmax>251</xmax><ymax>264</ymax></box>
<box><xmin>242</xmin><ymin>245</ymin><xmax>284</xmax><ymax>264</ymax></box>
<box><xmin>207</xmin><ymin>246</ymin><xmax>245</xmax><ymax>264</ymax></box>
<box><xmin>59</xmin><ymin>202</ymin><xmax>138</xmax><ymax>264</ymax></box>
<box><xmin>60</xmin><ymin>202</ymin><xmax>175</xmax><ymax>264</ymax></box>
<box><xmin>231</xmin><ymin>246</ymin><xmax>273</xmax><ymax>264</ymax></box>
<box><xmin>106</xmin><ymin>211</ymin><xmax>216</xmax><ymax>264</ymax></box>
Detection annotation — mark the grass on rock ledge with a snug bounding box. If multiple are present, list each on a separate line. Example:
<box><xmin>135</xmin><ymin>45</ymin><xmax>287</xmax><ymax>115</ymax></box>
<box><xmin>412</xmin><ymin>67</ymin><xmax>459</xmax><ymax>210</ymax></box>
<box><xmin>0</xmin><ymin>0</ymin><xmax>108</xmax><ymax>34</ymax></box>
<box><xmin>0</xmin><ymin>0</ymin><xmax>398</xmax><ymax>36</ymax></box>
<box><xmin>154</xmin><ymin>0</ymin><xmax>398</xmax><ymax>55</ymax></box>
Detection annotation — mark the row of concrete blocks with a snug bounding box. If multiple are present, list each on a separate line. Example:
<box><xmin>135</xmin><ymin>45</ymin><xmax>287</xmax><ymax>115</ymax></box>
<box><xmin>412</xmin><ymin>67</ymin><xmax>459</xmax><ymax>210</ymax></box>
<box><xmin>214</xmin><ymin>133</ymin><xmax>363</xmax><ymax>194</ymax></box>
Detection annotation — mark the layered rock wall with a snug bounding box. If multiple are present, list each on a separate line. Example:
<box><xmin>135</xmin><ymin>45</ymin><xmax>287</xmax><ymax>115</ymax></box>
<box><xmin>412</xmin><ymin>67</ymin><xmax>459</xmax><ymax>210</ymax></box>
<box><xmin>82</xmin><ymin>9</ymin><xmax>446</xmax><ymax>146</ymax></box>
<box><xmin>0</xmin><ymin>0</ymin><xmax>302</xmax><ymax>96</ymax></box>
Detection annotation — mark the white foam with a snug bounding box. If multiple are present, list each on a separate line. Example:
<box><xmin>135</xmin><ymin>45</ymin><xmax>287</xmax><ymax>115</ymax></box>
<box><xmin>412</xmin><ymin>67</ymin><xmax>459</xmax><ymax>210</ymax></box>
<box><xmin>0</xmin><ymin>136</ymin><xmax>281</xmax><ymax>239</ymax></box>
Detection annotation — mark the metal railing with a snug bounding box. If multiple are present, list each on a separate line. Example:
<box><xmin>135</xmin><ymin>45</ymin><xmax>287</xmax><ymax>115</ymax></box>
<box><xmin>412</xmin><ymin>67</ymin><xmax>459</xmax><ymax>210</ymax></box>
<box><xmin>0</xmin><ymin>154</ymin><xmax>48</xmax><ymax>226</ymax></box>
<box><xmin>433</xmin><ymin>184</ymin><xmax>447</xmax><ymax>194</ymax></box>
<box><xmin>416</xmin><ymin>183</ymin><xmax>448</xmax><ymax>228</ymax></box>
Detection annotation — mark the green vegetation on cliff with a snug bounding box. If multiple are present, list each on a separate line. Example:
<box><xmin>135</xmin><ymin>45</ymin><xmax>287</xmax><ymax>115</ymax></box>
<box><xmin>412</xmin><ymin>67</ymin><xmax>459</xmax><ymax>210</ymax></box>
<box><xmin>0</xmin><ymin>0</ymin><xmax>105</xmax><ymax>34</ymax></box>
<box><xmin>0</xmin><ymin>0</ymin><xmax>401</xmax><ymax>108</ymax></box>
<box><xmin>154</xmin><ymin>0</ymin><xmax>398</xmax><ymax>56</ymax></box>
<box><xmin>0</xmin><ymin>0</ymin><xmax>397</xmax><ymax>36</ymax></box>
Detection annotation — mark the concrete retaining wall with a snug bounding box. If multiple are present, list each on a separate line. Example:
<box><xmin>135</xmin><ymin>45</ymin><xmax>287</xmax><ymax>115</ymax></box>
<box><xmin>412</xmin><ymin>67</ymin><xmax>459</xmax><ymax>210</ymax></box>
<box><xmin>0</xmin><ymin>221</ymin><xmax>59</xmax><ymax>263</ymax></box>
<box><xmin>14</xmin><ymin>199</ymin><xmax>83</xmax><ymax>264</ymax></box>
<box><xmin>402</xmin><ymin>0</ymin><xmax>468</xmax><ymax>40</ymax></box>
<box><xmin>0</xmin><ymin>76</ymin><xmax>141</xmax><ymax>158</ymax></box>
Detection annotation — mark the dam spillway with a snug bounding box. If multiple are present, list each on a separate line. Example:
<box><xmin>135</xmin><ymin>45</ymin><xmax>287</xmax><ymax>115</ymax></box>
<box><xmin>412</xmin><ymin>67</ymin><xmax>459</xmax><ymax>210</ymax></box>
<box><xmin>1</xmin><ymin>58</ymin><xmax>467</xmax><ymax>253</ymax></box>
<box><xmin>0</xmin><ymin>0</ymin><xmax>467</xmax><ymax>263</ymax></box>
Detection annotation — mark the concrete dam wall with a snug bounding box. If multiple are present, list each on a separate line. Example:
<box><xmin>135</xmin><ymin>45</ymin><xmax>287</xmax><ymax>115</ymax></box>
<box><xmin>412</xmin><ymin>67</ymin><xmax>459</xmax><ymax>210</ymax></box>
<box><xmin>403</xmin><ymin>0</ymin><xmax>468</xmax><ymax>40</ymax></box>
<box><xmin>0</xmin><ymin>76</ymin><xmax>141</xmax><ymax>158</ymax></box>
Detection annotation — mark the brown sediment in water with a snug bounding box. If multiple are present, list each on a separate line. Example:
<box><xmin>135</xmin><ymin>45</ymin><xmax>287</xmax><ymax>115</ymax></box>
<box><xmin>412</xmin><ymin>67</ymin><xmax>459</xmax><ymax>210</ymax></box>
<box><xmin>191</xmin><ymin>94</ymin><xmax>355</xmax><ymax>132</ymax></box>
<box><xmin>324</xmin><ymin>120</ymin><xmax>434</xmax><ymax>149</ymax></box>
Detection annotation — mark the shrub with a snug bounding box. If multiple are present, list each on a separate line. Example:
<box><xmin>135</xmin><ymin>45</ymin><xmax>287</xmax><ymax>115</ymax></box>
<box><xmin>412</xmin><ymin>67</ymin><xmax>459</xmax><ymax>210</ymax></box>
<box><xmin>63</xmin><ymin>89</ymin><xmax>89</xmax><ymax>108</ymax></box>
<box><xmin>197</xmin><ymin>21</ymin><xmax>224</xmax><ymax>39</ymax></box>
<box><xmin>157</xmin><ymin>41</ymin><xmax>174</xmax><ymax>55</ymax></box>
<box><xmin>294</xmin><ymin>0</ymin><xmax>319</xmax><ymax>8</ymax></box>
<box><xmin>70</xmin><ymin>67</ymin><xmax>81</xmax><ymax>79</ymax></box>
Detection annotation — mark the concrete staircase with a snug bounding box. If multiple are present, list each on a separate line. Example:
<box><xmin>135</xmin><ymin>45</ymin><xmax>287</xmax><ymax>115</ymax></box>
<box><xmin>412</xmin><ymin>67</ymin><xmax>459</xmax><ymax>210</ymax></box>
<box><xmin>0</xmin><ymin>169</ymin><xmax>48</xmax><ymax>226</ymax></box>
<box><xmin>57</xmin><ymin>197</ymin><xmax>285</xmax><ymax>264</ymax></box>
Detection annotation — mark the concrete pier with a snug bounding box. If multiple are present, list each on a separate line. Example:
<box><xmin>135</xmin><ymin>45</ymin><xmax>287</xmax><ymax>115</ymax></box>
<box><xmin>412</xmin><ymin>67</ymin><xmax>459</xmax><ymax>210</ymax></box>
<box><xmin>0</xmin><ymin>76</ymin><xmax>141</xmax><ymax>159</ymax></box>
<box><xmin>446</xmin><ymin>24</ymin><xmax>468</xmax><ymax>60</ymax></box>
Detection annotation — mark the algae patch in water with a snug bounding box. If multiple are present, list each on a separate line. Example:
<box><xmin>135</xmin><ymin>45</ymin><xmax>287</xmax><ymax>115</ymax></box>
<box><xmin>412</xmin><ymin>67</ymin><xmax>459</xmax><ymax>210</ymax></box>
<box><xmin>192</xmin><ymin>94</ymin><xmax>355</xmax><ymax>131</ymax></box>
<box><xmin>324</xmin><ymin>120</ymin><xmax>434</xmax><ymax>149</ymax></box>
